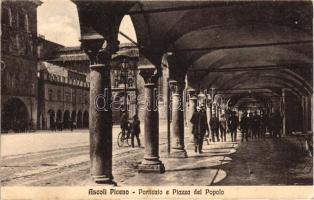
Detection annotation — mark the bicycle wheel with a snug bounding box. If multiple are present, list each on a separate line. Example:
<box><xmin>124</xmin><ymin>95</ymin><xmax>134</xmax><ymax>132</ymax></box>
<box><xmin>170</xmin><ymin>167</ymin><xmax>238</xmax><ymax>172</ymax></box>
<box><xmin>117</xmin><ymin>132</ymin><xmax>124</xmax><ymax>147</ymax></box>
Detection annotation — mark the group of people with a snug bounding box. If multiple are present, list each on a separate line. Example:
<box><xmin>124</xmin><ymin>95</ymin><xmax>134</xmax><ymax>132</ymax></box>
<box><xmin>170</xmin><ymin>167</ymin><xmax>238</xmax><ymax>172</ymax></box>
<box><xmin>240</xmin><ymin>110</ymin><xmax>282</xmax><ymax>142</ymax></box>
<box><xmin>120</xmin><ymin>113</ymin><xmax>141</xmax><ymax>148</ymax></box>
<box><xmin>50</xmin><ymin>120</ymin><xmax>77</xmax><ymax>131</ymax></box>
<box><xmin>190</xmin><ymin>104</ymin><xmax>240</xmax><ymax>153</ymax></box>
<box><xmin>190</xmin><ymin>104</ymin><xmax>283</xmax><ymax>153</ymax></box>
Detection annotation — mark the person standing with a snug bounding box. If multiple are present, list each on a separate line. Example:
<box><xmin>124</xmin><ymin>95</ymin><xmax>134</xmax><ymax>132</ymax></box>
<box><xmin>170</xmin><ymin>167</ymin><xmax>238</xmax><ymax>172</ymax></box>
<box><xmin>120</xmin><ymin>113</ymin><xmax>129</xmax><ymax>138</ymax></box>
<box><xmin>228</xmin><ymin>111</ymin><xmax>239</xmax><ymax>142</ymax></box>
<box><xmin>190</xmin><ymin>104</ymin><xmax>209</xmax><ymax>153</ymax></box>
<box><xmin>131</xmin><ymin>114</ymin><xmax>141</xmax><ymax>148</ymax></box>
<box><xmin>219</xmin><ymin>114</ymin><xmax>227</xmax><ymax>142</ymax></box>
<box><xmin>247</xmin><ymin>112</ymin><xmax>255</xmax><ymax>139</ymax></box>
<box><xmin>252</xmin><ymin>111</ymin><xmax>261</xmax><ymax>138</ymax></box>
<box><xmin>271</xmin><ymin>110</ymin><xmax>282</xmax><ymax>138</ymax></box>
<box><xmin>210</xmin><ymin>113</ymin><xmax>220</xmax><ymax>142</ymax></box>
<box><xmin>260</xmin><ymin>112</ymin><xmax>266</xmax><ymax>138</ymax></box>
<box><xmin>240</xmin><ymin>111</ymin><xmax>249</xmax><ymax>142</ymax></box>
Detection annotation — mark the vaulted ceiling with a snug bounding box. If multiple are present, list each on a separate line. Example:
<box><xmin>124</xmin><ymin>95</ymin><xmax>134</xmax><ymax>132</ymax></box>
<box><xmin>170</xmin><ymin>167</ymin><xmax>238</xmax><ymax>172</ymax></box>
<box><xmin>74</xmin><ymin>1</ymin><xmax>312</xmax><ymax>107</ymax></box>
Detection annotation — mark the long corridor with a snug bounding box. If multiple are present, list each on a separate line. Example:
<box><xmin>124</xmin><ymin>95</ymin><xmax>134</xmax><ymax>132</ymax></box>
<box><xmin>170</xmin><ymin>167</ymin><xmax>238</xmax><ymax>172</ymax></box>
<box><xmin>215</xmin><ymin>136</ymin><xmax>313</xmax><ymax>185</ymax></box>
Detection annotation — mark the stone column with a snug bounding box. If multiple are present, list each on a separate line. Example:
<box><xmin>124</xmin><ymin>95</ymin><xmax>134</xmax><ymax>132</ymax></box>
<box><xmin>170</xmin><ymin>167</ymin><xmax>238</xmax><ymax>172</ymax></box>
<box><xmin>169</xmin><ymin>80</ymin><xmax>187</xmax><ymax>158</ymax></box>
<box><xmin>187</xmin><ymin>89</ymin><xmax>197</xmax><ymax>136</ymax></box>
<box><xmin>310</xmin><ymin>96</ymin><xmax>313</xmax><ymax>131</ymax></box>
<box><xmin>305</xmin><ymin>96</ymin><xmax>309</xmax><ymax>132</ymax></box>
<box><xmin>281</xmin><ymin>89</ymin><xmax>286</xmax><ymax>136</ymax></box>
<box><xmin>138</xmin><ymin>66</ymin><xmax>165</xmax><ymax>173</ymax></box>
<box><xmin>82</xmin><ymin>37</ymin><xmax>118</xmax><ymax>184</ymax></box>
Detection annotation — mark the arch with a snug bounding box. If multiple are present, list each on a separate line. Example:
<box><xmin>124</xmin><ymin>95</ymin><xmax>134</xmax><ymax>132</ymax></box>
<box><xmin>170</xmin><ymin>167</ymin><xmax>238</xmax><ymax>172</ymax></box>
<box><xmin>63</xmin><ymin>110</ymin><xmax>70</xmax><ymax>129</ymax></box>
<box><xmin>77</xmin><ymin>110</ymin><xmax>83</xmax><ymax>128</ymax></box>
<box><xmin>83</xmin><ymin>110</ymin><xmax>89</xmax><ymax>128</ymax></box>
<box><xmin>47</xmin><ymin>109</ymin><xmax>55</xmax><ymax>130</ymax></box>
<box><xmin>1</xmin><ymin>98</ymin><xmax>30</xmax><ymax>132</ymax></box>
<box><xmin>71</xmin><ymin>110</ymin><xmax>76</xmax><ymax>122</ymax></box>
<box><xmin>56</xmin><ymin>110</ymin><xmax>62</xmax><ymax>122</ymax></box>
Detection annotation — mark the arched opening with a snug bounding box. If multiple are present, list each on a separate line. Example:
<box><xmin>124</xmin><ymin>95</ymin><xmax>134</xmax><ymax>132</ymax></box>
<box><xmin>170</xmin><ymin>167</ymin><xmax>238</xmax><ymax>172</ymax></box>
<box><xmin>77</xmin><ymin>110</ymin><xmax>82</xmax><ymax>128</ymax></box>
<box><xmin>63</xmin><ymin>110</ymin><xmax>70</xmax><ymax>129</ymax></box>
<box><xmin>83</xmin><ymin>110</ymin><xmax>89</xmax><ymax>128</ymax></box>
<box><xmin>118</xmin><ymin>15</ymin><xmax>137</xmax><ymax>44</ymax></box>
<box><xmin>71</xmin><ymin>110</ymin><xmax>76</xmax><ymax>123</ymax></box>
<box><xmin>1</xmin><ymin>98</ymin><xmax>29</xmax><ymax>132</ymax></box>
<box><xmin>47</xmin><ymin>109</ymin><xmax>55</xmax><ymax>130</ymax></box>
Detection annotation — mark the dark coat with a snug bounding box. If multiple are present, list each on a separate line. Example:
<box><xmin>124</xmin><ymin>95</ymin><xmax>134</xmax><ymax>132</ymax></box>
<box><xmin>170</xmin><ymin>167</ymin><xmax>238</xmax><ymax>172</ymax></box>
<box><xmin>228</xmin><ymin>115</ymin><xmax>239</xmax><ymax>131</ymax></box>
<box><xmin>210</xmin><ymin>116</ymin><xmax>220</xmax><ymax>130</ymax></box>
<box><xmin>131</xmin><ymin>119</ymin><xmax>140</xmax><ymax>135</ymax></box>
<box><xmin>120</xmin><ymin>115</ymin><xmax>128</xmax><ymax>130</ymax></box>
<box><xmin>240</xmin><ymin>115</ymin><xmax>248</xmax><ymax>130</ymax></box>
<box><xmin>190</xmin><ymin>110</ymin><xmax>209</xmax><ymax>136</ymax></box>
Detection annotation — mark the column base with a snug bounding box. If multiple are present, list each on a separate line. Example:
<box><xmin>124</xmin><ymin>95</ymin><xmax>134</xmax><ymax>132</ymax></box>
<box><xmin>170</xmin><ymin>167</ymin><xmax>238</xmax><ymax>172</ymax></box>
<box><xmin>92</xmin><ymin>175</ymin><xmax>117</xmax><ymax>186</ymax></box>
<box><xmin>169</xmin><ymin>148</ymin><xmax>188</xmax><ymax>158</ymax></box>
<box><xmin>138</xmin><ymin>162</ymin><xmax>165</xmax><ymax>173</ymax></box>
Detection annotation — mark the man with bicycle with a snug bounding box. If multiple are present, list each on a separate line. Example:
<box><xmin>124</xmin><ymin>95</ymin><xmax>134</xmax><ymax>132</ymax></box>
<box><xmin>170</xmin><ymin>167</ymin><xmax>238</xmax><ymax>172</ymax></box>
<box><xmin>120</xmin><ymin>113</ymin><xmax>129</xmax><ymax>139</ymax></box>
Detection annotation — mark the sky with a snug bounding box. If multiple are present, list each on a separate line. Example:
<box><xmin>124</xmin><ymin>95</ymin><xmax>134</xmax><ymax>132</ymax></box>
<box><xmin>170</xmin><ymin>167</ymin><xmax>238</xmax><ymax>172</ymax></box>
<box><xmin>37</xmin><ymin>0</ymin><xmax>137</xmax><ymax>47</ymax></box>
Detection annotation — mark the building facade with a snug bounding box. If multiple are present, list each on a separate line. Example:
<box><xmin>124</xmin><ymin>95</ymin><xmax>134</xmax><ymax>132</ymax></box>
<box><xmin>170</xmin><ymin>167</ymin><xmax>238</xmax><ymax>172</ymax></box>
<box><xmin>37</xmin><ymin>43</ymin><xmax>90</xmax><ymax>130</ymax></box>
<box><xmin>1</xmin><ymin>0</ymin><xmax>42</xmax><ymax>132</ymax></box>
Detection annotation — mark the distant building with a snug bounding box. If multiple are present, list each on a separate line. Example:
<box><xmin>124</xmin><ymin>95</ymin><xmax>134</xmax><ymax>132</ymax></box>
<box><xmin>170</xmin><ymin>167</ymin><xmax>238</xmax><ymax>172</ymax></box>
<box><xmin>0</xmin><ymin>0</ymin><xmax>166</xmax><ymax>132</ymax></box>
<box><xmin>37</xmin><ymin>42</ymin><xmax>90</xmax><ymax>130</ymax></box>
<box><xmin>1</xmin><ymin>0</ymin><xmax>42</xmax><ymax>132</ymax></box>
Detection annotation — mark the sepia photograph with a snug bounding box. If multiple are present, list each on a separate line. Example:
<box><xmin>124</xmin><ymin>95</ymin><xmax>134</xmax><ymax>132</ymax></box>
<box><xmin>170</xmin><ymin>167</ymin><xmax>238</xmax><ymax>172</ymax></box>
<box><xmin>0</xmin><ymin>0</ymin><xmax>313</xmax><ymax>199</ymax></box>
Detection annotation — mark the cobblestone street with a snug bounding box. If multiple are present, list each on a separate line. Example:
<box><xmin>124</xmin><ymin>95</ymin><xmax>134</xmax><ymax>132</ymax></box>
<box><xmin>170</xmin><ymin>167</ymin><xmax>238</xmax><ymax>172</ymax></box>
<box><xmin>1</xmin><ymin>127</ymin><xmax>312</xmax><ymax>186</ymax></box>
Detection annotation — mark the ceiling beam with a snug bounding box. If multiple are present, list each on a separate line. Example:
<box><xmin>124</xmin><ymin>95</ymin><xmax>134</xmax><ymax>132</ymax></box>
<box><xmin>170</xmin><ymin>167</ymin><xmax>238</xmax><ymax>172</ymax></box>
<box><xmin>188</xmin><ymin>63</ymin><xmax>311</xmax><ymax>73</ymax></box>
<box><xmin>128</xmin><ymin>2</ymin><xmax>249</xmax><ymax>15</ymax></box>
<box><xmin>173</xmin><ymin>40</ymin><xmax>312</xmax><ymax>53</ymax></box>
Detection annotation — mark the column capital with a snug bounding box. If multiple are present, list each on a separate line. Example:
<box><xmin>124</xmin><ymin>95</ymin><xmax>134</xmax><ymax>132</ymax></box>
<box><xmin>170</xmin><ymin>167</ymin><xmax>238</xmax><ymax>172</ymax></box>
<box><xmin>187</xmin><ymin>88</ymin><xmax>197</xmax><ymax>98</ymax></box>
<box><xmin>169</xmin><ymin>79</ymin><xmax>185</xmax><ymax>94</ymax></box>
<box><xmin>139</xmin><ymin>66</ymin><xmax>158</xmax><ymax>85</ymax></box>
<box><xmin>81</xmin><ymin>36</ymin><xmax>120</xmax><ymax>65</ymax></box>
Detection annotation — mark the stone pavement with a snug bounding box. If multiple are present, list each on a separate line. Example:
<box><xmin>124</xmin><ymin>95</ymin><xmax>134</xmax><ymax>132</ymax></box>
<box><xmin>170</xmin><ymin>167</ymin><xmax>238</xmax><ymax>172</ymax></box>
<box><xmin>121</xmin><ymin>135</ymin><xmax>312</xmax><ymax>186</ymax></box>
<box><xmin>1</xmin><ymin>128</ymin><xmax>312</xmax><ymax>186</ymax></box>
<box><xmin>122</xmin><ymin>141</ymin><xmax>237</xmax><ymax>186</ymax></box>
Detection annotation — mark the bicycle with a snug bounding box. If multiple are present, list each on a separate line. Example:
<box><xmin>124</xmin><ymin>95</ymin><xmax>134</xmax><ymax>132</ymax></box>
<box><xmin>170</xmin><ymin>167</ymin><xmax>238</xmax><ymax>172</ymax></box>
<box><xmin>117</xmin><ymin>130</ymin><xmax>131</xmax><ymax>147</ymax></box>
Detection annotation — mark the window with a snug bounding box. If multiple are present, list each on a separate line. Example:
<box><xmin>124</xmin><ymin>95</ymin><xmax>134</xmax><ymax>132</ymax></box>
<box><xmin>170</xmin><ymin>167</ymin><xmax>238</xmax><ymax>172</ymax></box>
<box><xmin>48</xmin><ymin>89</ymin><xmax>53</xmax><ymax>100</ymax></box>
<box><xmin>158</xmin><ymin>75</ymin><xmax>163</xmax><ymax>100</ymax></box>
<box><xmin>57</xmin><ymin>90</ymin><xmax>61</xmax><ymax>101</ymax></box>
<box><xmin>24</xmin><ymin>13</ymin><xmax>29</xmax><ymax>31</ymax></box>
<box><xmin>65</xmin><ymin>91</ymin><xmax>71</xmax><ymax>102</ymax></box>
<box><xmin>16</xmin><ymin>35</ymin><xmax>20</xmax><ymax>50</ymax></box>
<box><xmin>1</xmin><ymin>7</ymin><xmax>12</xmax><ymax>26</ymax></box>
<box><xmin>72</xmin><ymin>89</ymin><xmax>76</xmax><ymax>102</ymax></box>
<box><xmin>18</xmin><ymin>12</ymin><xmax>25</xmax><ymax>29</ymax></box>
<box><xmin>16</xmin><ymin>12</ymin><xmax>19</xmax><ymax>28</ymax></box>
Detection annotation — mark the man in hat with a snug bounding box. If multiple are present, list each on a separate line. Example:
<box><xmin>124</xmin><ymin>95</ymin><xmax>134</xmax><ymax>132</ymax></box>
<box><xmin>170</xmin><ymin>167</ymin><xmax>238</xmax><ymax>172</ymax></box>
<box><xmin>190</xmin><ymin>104</ymin><xmax>209</xmax><ymax>153</ymax></box>
<box><xmin>228</xmin><ymin>111</ymin><xmax>239</xmax><ymax>142</ymax></box>
<box><xmin>210</xmin><ymin>111</ymin><xmax>220</xmax><ymax>142</ymax></box>
<box><xmin>240</xmin><ymin>111</ymin><xmax>249</xmax><ymax>142</ymax></box>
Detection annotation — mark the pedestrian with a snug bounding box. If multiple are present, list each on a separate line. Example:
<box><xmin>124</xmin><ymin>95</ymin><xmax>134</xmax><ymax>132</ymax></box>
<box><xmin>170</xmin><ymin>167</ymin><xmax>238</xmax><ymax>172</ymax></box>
<box><xmin>73</xmin><ymin>120</ymin><xmax>77</xmax><ymax>130</ymax></box>
<box><xmin>228</xmin><ymin>111</ymin><xmax>239</xmax><ymax>142</ymax></box>
<box><xmin>219</xmin><ymin>114</ymin><xmax>227</xmax><ymax>142</ymax></box>
<box><xmin>120</xmin><ymin>113</ymin><xmax>129</xmax><ymax>138</ymax></box>
<box><xmin>190</xmin><ymin>104</ymin><xmax>209</xmax><ymax>153</ymax></box>
<box><xmin>252</xmin><ymin>111</ymin><xmax>261</xmax><ymax>138</ymax></box>
<box><xmin>131</xmin><ymin>114</ymin><xmax>141</xmax><ymax>148</ymax></box>
<box><xmin>260</xmin><ymin>112</ymin><xmax>266</xmax><ymax>138</ymax></box>
<box><xmin>70</xmin><ymin>120</ymin><xmax>74</xmax><ymax>131</ymax></box>
<box><xmin>269</xmin><ymin>112</ymin><xmax>275</xmax><ymax>137</ymax></box>
<box><xmin>210</xmin><ymin>112</ymin><xmax>220</xmax><ymax>142</ymax></box>
<box><xmin>247</xmin><ymin>112</ymin><xmax>255</xmax><ymax>139</ymax></box>
<box><xmin>240</xmin><ymin>111</ymin><xmax>249</xmax><ymax>142</ymax></box>
<box><xmin>271</xmin><ymin>110</ymin><xmax>282</xmax><ymax>138</ymax></box>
